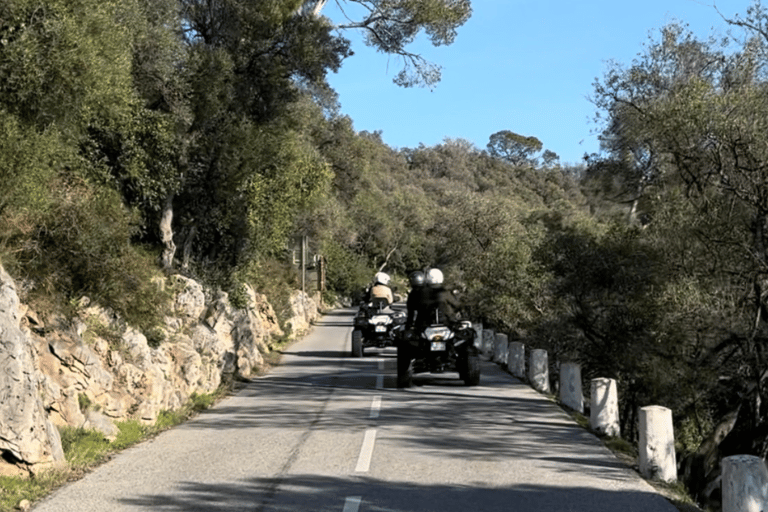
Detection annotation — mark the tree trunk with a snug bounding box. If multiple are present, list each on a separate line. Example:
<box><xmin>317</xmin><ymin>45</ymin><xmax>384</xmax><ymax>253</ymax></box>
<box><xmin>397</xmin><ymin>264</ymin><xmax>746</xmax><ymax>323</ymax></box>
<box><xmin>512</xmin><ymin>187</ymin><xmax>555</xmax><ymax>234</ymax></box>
<box><xmin>160</xmin><ymin>194</ymin><xmax>176</xmax><ymax>271</ymax></box>
<box><xmin>298</xmin><ymin>0</ymin><xmax>328</xmax><ymax>17</ymax></box>
<box><xmin>182</xmin><ymin>226</ymin><xmax>197</xmax><ymax>271</ymax></box>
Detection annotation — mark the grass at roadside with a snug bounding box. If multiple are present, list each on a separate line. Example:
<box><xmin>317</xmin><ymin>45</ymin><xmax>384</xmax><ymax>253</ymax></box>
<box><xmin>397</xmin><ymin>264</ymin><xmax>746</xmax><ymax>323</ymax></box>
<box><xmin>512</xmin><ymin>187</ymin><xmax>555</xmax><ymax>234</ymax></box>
<box><xmin>0</xmin><ymin>388</ymin><xmax>231</xmax><ymax>512</ymax></box>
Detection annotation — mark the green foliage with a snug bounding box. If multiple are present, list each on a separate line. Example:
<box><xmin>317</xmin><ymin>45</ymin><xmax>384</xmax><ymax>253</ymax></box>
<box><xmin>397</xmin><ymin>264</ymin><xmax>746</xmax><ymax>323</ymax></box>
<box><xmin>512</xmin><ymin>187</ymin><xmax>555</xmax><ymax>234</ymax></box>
<box><xmin>2</xmin><ymin>171</ymin><xmax>172</xmax><ymax>334</ymax></box>
<box><xmin>324</xmin><ymin>0</ymin><xmax>472</xmax><ymax>88</ymax></box>
<box><xmin>111</xmin><ymin>420</ymin><xmax>149</xmax><ymax>450</ymax></box>
<box><xmin>487</xmin><ymin>130</ymin><xmax>544</xmax><ymax>166</ymax></box>
<box><xmin>153</xmin><ymin>409</ymin><xmax>185</xmax><ymax>432</ymax></box>
<box><xmin>59</xmin><ymin>426</ymin><xmax>112</xmax><ymax>470</ymax></box>
<box><xmin>0</xmin><ymin>110</ymin><xmax>68</xmax><ymax>219</ymax></box>
<box><xmin>77</xmin><ymin>394</ymin><xmax>92</xmax><ymax>413</ymax></box>
<box><xmin>0</xmin><ymin>472</ymin><xmax>64</xmax><ymax>512</ymax></box>
<box><xmin>153</xmin><ymin>391</ymin><xmax>221</xmax><ymax>430</ymax></box>
<box><xmin>0</xmin><ymin>0</ymin><xmax>136</xmax><ymax>129</ymax></box>
<box><xmin>82</xmin><ymin>106</ymin><xmax>182</xmax><ymax>235</ymax></box>
<box><xmin>246</xmin><ymin>126</ymin><xmax>333</xmax><ymax>256</ymax></box>
<box><xmin>587</xmin><ymin>6</ymin><xmax>768</xmax><ymax>486</ymax></box>
<box><xmin>603</xmin><ymin>436</ymin><xmax>637</xmax><ymax>459</ymax></box>
<box><xmin>321</xmin><ymin>238</ymin><xmax>371</xmax><ymax>299</ymax></box>
<box><xmin>228</xmin><ymin>283</ymin><xmax>250</xmax><ymax>310</ymax></box>
<box><xmin>189</xmin><ymin>392</ymin><xmax>216</xmax><ymax>412</ymax></box>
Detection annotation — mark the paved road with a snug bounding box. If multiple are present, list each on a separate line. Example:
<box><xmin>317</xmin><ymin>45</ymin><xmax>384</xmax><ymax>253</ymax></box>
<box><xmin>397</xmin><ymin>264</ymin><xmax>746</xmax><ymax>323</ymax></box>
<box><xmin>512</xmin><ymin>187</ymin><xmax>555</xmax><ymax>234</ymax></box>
<box><xmin>32</xmin><ymin>308</ymin><xmax>677</xmax><ymax>511</ymax></box>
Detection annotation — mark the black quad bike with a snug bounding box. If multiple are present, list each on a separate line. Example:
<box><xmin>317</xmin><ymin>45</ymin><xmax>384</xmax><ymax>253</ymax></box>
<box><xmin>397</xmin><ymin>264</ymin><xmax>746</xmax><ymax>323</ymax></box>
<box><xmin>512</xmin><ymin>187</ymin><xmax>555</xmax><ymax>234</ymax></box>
<box><xmin>351</xmin><ymin>300</ymin><xmax>406</xmax><ymax>357</ymax></box>
<box><xmin>396</xmin><ymin>320</ymin><xmax>481</xmax><ymax>387</ymax></box>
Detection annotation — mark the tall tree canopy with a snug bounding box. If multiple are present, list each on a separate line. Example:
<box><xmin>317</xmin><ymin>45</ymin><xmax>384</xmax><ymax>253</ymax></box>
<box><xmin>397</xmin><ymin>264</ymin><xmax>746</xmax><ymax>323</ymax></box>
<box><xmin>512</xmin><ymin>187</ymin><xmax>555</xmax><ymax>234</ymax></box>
<box><xmin>588</xmin><ymin>7</ymin><xmax>768</xmax><ymax>503</ymax></box>
<box><xmin>306</xmin><ymin>0</ymin><xmax>472</xmax><ymax>87</ymax></box>
<box><xmin>487</xmin><ymin>130</ymin><xmax>544</xmax><ymax>166</ymax></box>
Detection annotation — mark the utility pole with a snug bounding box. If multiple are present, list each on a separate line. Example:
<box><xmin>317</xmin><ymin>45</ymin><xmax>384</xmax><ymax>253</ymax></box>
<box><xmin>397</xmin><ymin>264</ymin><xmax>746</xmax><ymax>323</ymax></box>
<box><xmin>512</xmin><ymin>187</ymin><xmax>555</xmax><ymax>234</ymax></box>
<box><xmin>301</xmin><ymin>235</ymin><xmax>307</xmax><ymax>294</ymax></box>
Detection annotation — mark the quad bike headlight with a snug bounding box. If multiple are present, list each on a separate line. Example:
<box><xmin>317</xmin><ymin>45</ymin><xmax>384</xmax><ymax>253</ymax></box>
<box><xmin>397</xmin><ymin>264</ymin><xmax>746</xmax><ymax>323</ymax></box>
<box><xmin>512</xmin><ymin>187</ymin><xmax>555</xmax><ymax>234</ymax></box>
<box><xmin>370</xmin><ymin>315</ymin><xmax>392</xmax><ymax>325</ymax></box>
<box><xmin>423</xmin><ymin>326</ymin><xmax>453</xmax><ymax>341</ymax></box>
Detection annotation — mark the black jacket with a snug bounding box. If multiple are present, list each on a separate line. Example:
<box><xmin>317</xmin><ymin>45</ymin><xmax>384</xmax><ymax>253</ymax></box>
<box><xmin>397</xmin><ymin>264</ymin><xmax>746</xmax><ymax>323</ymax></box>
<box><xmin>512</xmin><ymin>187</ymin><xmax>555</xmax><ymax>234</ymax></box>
<box><xmin>411</xmin><ymin>285</ymin><xmax>461</xmax><ymax>330</ymax></box>
<box><xmin>406</xmin><ymin>286</ymin><xmax>430</xmax><ymax>329</ymax></box>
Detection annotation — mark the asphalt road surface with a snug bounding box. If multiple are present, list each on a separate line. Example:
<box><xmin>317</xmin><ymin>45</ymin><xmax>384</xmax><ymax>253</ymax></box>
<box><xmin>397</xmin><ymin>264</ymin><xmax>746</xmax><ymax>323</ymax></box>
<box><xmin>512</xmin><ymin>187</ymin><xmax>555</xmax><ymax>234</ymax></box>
<box><xmin>32</xmin><ymin>307</ymin><xmax>678</xmax><ymax>512</ymax></box>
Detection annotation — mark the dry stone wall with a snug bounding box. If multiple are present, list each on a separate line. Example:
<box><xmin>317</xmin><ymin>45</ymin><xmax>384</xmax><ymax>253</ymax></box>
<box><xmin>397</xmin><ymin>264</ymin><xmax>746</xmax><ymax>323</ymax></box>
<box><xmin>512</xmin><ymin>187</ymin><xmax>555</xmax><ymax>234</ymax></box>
<box><xmin>0</xmin><ymin>265</ymin><xmax>320</xmax><ymax>475</ymax></box>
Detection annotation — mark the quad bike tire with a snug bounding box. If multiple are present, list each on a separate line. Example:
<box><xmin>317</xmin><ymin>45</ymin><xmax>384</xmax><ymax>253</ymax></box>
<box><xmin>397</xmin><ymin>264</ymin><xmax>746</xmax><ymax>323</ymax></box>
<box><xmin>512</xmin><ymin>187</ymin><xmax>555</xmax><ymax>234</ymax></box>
<box><xmin>396</xmin><ymin>347</ymin><xmax>413</xmax><ymax>388</ymax></box>
<box><xmin>462</xmin><ymin>352</ymin><xmax>481</xmax><ymax>386</ymax></box>
<box><xmin>351</xmin><ymin>329</ymin><xmax>364</xmax><ymax>358</ymax></box>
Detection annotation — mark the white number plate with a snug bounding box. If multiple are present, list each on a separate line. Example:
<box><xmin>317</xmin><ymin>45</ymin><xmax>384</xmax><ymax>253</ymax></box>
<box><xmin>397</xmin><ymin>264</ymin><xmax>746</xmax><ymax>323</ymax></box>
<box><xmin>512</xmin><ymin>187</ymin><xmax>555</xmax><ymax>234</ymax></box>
<box><xmin>375</xmin><ymin>325</ymin><xmax>387</xmax><ymax>333</ymax></box>
<box><xmin>430</xmin><ymin>341</ymin><xmax>446</xmax><ymax>351</ymax></box>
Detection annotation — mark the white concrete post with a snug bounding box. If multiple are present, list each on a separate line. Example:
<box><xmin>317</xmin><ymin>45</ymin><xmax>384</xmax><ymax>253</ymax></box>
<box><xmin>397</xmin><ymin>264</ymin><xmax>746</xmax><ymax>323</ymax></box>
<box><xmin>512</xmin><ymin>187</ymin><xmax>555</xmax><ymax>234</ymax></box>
<box><xmin>494</xmin><ymin>333</ymin><xmax>508</xmax><ymax>365</ymax></box>
<box><xmin>472</xmin><ymin>322</ymin><xmax>483</xmax><ymax>351</ymax></box>
<box><xmin>508</xmin><ymin>342</ymin><xmax>525</xmax><ymax>379</ymax></box>
<box><xmin>590</xmin><ymin>378</ymin><xmax>620</xmax><ymax>437</ymax></box>
<box><xmin>529</xmin><ymin>349</ymin><xmax>550</xmax><ymax>393</ymax></box>
<box><xmin>722</xmin><ymin>455</ymin><xmax>768</xmax><ymax>512</ymax></box>
<box><xmin>639</xmin><ymin>406</ymin><xmax>677</xmax><ymax>482</ymax></box>
<box><xmin>482</xmin><ymin>329</ymin><xmax>495</xmax><ymax>358</ymax></box>
<box><xmin>559</xmin><ymin>363</ymin><xmax>583</xmax><ymax>413</ymax></box>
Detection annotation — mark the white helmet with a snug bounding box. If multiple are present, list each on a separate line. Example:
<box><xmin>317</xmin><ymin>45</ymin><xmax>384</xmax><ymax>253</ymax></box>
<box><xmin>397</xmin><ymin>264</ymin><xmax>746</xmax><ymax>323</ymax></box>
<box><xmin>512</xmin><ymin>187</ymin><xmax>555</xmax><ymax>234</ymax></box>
<box><xmin>374</xmin><ymin>272</ymin><xmax>390</xmax><ymax>286</ymax></box>
<box><xmin>425</xmin><ymin>268</ymin><xmax>443</xmax><ymax>286</ymax></box>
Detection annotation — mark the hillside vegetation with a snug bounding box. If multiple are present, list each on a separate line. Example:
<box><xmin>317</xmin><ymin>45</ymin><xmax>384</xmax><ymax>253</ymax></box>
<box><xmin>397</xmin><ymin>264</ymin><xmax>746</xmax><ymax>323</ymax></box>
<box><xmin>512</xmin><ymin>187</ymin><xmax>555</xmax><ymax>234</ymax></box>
<box><xmin>3</xmin><ymin>0</ymin><xmax>768</xmax><ymax>508</ymax></box>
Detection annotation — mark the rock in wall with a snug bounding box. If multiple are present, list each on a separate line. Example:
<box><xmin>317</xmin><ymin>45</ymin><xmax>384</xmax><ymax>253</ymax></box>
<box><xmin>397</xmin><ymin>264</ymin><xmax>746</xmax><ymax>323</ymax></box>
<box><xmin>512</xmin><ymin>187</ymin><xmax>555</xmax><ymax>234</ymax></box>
<box><xmin>0</xmin><ymin>266</ymin><xmax>320</xmax><ymax>474</ymax></box>
<box><xmin>0</xmin><ymin>266</ymin><xmax>65</xmax><ymax>475</ymax></box>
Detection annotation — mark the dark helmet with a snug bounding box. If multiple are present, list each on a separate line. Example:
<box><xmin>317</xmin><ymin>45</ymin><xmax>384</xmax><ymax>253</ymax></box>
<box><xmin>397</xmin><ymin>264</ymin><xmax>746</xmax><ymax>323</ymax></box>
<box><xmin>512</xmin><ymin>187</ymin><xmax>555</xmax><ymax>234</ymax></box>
<box><xmin>409</xmin><ymin>271</ymin><xmax>425</xmax><ymax>287</ymax></box>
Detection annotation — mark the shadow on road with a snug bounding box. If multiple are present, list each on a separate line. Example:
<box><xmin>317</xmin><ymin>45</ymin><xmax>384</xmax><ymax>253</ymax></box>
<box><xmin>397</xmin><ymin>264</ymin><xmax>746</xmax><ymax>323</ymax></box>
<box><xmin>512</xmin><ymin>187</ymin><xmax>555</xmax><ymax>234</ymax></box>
<box><xmin>180</xmin><ymin>371</ymin><xmax>633</xmax><ymax>489</ymax></box>
<box><xmin>118</xmin><ymin>473</ymin><xmax>674</xmax><ymax>512</ymax></box>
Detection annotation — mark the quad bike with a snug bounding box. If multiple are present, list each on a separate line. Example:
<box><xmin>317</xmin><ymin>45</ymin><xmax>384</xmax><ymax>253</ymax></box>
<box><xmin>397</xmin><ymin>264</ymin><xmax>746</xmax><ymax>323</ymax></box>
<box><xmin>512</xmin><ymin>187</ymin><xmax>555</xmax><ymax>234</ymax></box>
<box><xmin>351</xmin><ymin>299</ymin><xmax>406</xmax><ymax>357</ymax></box>
<box><xmin>396</xmin><ymin>319</ymin><xmax>481</xmax><ymax>387</ymax></box>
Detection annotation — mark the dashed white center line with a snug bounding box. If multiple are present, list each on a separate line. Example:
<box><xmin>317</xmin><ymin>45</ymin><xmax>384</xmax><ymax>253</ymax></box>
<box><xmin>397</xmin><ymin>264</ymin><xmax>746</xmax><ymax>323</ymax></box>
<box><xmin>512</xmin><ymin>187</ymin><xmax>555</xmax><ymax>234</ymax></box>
<box><xmin>370</xmin><ymin>395</ymin><xmax>382</xmax><ymax>419</ymax></box>
<box><xmin>375</xmin><ymin>374</ymin><xmax>383</xmax><ymax>389</ymax></box>
<box><xmin>355</xmin><ymin>429</ymin><xmax>377</xmax><ymax>472</ymax></box>
<box><xmin>342</xmin><ymin>496</ymin><xmax>362</xmax><ymax>512</ymax></box>
<box><xmin>378</xmin><ymin>358</ymin><xmax>385</xmax><ymax>370</ymax></box>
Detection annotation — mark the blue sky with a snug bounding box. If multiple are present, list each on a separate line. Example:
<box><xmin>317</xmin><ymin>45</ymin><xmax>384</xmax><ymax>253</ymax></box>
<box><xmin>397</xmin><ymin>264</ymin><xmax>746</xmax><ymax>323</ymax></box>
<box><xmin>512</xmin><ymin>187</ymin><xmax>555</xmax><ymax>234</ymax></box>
<box><xmin>323</xmin><ymin>0</ymin><xmax>750</xmax><ymax>166</ymax></box>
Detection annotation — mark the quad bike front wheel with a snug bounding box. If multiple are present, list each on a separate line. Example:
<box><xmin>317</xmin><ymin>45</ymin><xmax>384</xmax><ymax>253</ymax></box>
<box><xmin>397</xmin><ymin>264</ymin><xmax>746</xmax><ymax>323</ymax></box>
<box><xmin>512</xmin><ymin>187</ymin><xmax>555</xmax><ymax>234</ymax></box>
<box><xmin>461</xmin><ymin>352</ymin><xmax>481</xmax><ymax>386</ymax></box>
<box><xmin>396</xmin><ymin>347</ymin><xmax>413</xmax><ymax>388</ymax></box>
<box><xmin>351</xmin><ymin>329</ymin><xmax>364</xmax><ymax>358</ymax></box>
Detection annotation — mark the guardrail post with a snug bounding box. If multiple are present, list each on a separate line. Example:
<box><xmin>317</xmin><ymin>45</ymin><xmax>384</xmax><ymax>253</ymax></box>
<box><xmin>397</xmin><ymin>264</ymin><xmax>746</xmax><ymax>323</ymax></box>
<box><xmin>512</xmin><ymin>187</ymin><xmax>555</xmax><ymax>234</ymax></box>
<box><xmin>722</xmin><ymin>455</ymin><xmax>768</xmax><ymax>512</ymax></box>
<box><xmin>494</xmin><ymin>332</ymin><xmax>508</xmax><ymax>365</ymax></box>
<box><xmin>482</xmin><ymin>329</ymin><xmax>495</xmax><ymax>359</ymax></box>
<box><xmin>559</xmin><ymin>363</ymin><xmax>583</xmax><ymax>413</ymax></box>
<box><xmin>590</xmin><ymin>378</ymin><xmax>620</xmax><ymax>436</ymax></box>
<box><xmin>529</xmin><ymin>349</ymin><xmax>550</xmax><ymax>393</ymax></box>
<box><xmin>639</xmin><ymin>406</ymin><xmax>677</xmax><ymax>482</ymax></box>
<box><xmin>472</xmin><ymin>322</ymin><xmax>483</xmax><ymax>351</ymax></box>
<box><xmin>507</xmin><ymin>341</ymin><xmax>525</xmax><ymax>379</ymax></box>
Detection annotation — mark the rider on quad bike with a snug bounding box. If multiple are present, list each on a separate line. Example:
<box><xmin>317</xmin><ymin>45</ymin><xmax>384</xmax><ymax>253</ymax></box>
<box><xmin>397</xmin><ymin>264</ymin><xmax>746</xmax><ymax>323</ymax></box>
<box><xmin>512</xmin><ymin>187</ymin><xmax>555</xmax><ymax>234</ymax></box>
<box><xmin>397</xmin><ymin>268</ymin><xmax>480</xmax><ymax>387</ymax></box>
<box><xmin>405</xmin><ymin>270</ymin><xmax>428</xmax><ymax>331</ymax></box>
<box><xmin>351</xmin><ymin>272</ymin><xmax>404</xmax><ymax>357</ymax></box>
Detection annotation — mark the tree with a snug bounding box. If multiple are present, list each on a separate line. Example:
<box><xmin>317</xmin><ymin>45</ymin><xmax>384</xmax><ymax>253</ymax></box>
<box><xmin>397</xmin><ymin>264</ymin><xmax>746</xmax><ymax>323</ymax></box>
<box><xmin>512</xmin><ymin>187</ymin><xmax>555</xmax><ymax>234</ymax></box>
<box><xmin>589</xmin><ymin>23</ymin><xmax>725</xmax><ymax>224</ymax></box>
<box><xmin>541</xmin><ymin>149</ymin><xmax>560</xmax><ymax>167</ymax></box>
<box><xmin>168</xmin><ymin>0</ymin><xmax>352</xmax><ymax>274</ymax></box>
<box><xmin>306</xmin><ymin>0</ymin><xmax>472</xmax><ymax>88</ymax></box>
<box><xmin>590</xmin><ymin>10</ymin><xmax>768</xmax><ymax>501</ymax></box>
<box><xmin>487</xmin><ymin>130</ymin><xmax>543</xmax><ymax>166</ymax></box>
<box><xmin>180</xmin><ymin>0</ymin><xmax>352</xmax><ymax>122</ymax></box>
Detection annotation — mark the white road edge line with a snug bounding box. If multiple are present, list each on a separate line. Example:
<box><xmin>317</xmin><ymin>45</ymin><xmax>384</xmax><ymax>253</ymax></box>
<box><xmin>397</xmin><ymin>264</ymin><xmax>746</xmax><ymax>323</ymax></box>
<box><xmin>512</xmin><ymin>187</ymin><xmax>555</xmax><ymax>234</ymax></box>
<box><xmin>355</xmin><ymin>429</ymin><xmax>377</xmax><ymax>472</ymax></box>
<box><xmin>370</xmin><ymin>395</ymin><xmax>382</xmax><ymax>419</ymax></box>
<box><xmin>342</xmin><ymin>496</ymin><xmax>362</xmax><ymax>512</ymax></box>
